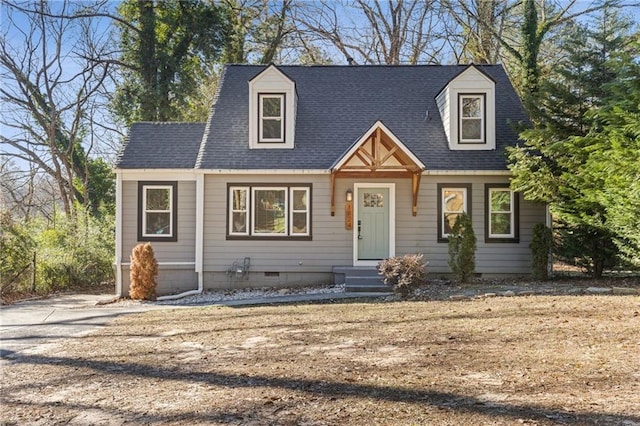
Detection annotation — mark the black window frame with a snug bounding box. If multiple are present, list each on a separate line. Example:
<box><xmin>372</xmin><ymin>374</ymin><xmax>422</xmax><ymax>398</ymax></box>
<box><xmin>258</xmin><ymin>93</ymin><xmax>286</xmax><ymax>143</ymax></box>
<box><xmin>437</xmin><ymin>183</ymin><xmax>472</xmax><ymax>243</ymax></box>
<box><xmin>484</xmin><ymin>183</ymin><xmax>520</xmax><ymax>243</ymax></box>
<box><xmin>458</xmin><ymin>93</ymin><xmax>486</xmax><ymax>144</ymax></box>
<box><xmin>137</xmin><ymin>181</ymin><xmax>178</xmax><ymax>242</ymax></box>
<box><xmin>226</xmin><ymin>183</ymin><xmax>312</xmax><ymax>241</ymax></box>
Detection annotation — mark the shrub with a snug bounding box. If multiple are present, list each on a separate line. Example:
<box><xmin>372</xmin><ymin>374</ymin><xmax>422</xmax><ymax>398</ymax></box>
<box><xmin>554</xmin><ymin>221</ymin><xmax>618</xmax><ymax>278</ymax></box>
<box><xmin>377</xmin><ymin>254</ymin><xmax>427</xmax><ymax>297</ymax></box>
<box><xmin>530</xmin><ymin>223</ymin><xmax>552</xmax><ymax>280</ymax></box>
<box><xmin>0</xmin><ymin>212</ymin><xmax>35</xmax><ymax>293</ymax></box>
<box><xmin>129</xmin><ymin>242</ymin><xmax>158</xmax><ymax>300</ymax></box>
<box><xmin>2</xmin><ymin>209</ymin><xmax>114</xmax><ymax>296</ymax></box>
<box><xmin>35</xmin><ymin>211</ymin><xmax>114</xmax><ymax>293</ymax></box>
<box><xmin>448</xmin><ymin>212</ymin><xmax>476</xmax><ymax>283</ymax></box>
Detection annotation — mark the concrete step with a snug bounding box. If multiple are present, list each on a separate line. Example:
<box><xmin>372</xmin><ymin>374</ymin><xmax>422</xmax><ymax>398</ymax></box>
<box><xmin>333</xmin><ymin>266</ymin><xmax>381</xmax><ymax>277</ymax></box>
<box><xmin>346</xmin><ymin>284</ymin><xmax>392</xmax><ymax>293</ymax></box>
<box><xmin>344</xmin><ymin>277</ymin><xmax>390</xmax><ymax>293</ymax></box>
<box><xmin>334</xmin><ymin>266</ymin><xmax>392</xmax><ymax>293</ymax></box>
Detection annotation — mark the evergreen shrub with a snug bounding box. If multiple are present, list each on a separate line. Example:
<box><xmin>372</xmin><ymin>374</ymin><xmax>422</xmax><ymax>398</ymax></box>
<box><xmin>530</xmin><ymin>223</ymin><xmax>552</xmax><ymax>280</ymax></box>
<box><xmin>448</xmin><ymin>212</ymin><xmax>476</xmax><ymax>283</ymax></box>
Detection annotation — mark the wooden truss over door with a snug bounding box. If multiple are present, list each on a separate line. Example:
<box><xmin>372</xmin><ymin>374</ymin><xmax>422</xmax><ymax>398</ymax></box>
<box><xmin>330</xmin><ymin>121</ymin><xmax>425</xmax><ymax>216</ymax></box>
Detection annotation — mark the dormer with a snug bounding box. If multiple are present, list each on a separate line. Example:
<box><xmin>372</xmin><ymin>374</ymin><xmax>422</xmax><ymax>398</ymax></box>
<box><xmin>248</xmin><ymin>65</ymin><xmax>296</xmax><ymax>149</ymax></box>
<box><xmin>436</xmin><ymin>65</ymin><xmax>496</xmax><ymax>151</ymax></box>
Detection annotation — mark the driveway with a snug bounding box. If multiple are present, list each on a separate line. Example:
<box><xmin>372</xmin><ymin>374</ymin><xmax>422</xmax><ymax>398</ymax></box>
<box><xmin>0</xmin><ymin>294</ymin><xmax>166</xmax><ymax>359</ymax></box>
<box><xmin>0</xmin><ymin>290</ymin><xmax>373</xmax><ymax>360</ymax></box>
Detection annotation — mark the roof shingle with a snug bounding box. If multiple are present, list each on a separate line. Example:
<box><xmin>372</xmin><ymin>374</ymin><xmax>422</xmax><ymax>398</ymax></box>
<box><xmin>115</xmin><ymin>122</ymin><xmax>205</xmax><ymax>169</ymax></box>
<box><xmin>117</xmin><ymin>65</ymin><xmax>528</xmax><ymax>171</ymax></box>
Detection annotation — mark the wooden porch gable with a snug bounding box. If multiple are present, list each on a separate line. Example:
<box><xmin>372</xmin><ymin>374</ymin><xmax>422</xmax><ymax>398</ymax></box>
<box><xmin>331</xmin><ymin>121</ymin><xmax>425</xmax><ymax>216</ymax></box>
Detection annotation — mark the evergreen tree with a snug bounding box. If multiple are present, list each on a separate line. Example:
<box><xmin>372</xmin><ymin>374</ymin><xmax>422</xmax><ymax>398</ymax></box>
<box><xmin>574</xmin><ymin>40</ymin><xmax>640</xmax><ymax>266</ymax></box>
<box><xmin>508</xmin><ymin>8</ymin><xmax>639</xmax><ymax>276</ymax></box>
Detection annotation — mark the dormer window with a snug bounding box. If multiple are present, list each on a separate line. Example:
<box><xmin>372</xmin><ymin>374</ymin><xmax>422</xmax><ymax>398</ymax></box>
<box><xmin>459</xmin><ymin>94</ymin><xmax>485</xmax><ymax>143</ymax></box>
<box><xmin>259</xmin><ymin>94</ymin><xmax>285</xmax><ymax>142</ymax></box>
<box><xmin>435</xmin><ymin>65</ymin><xmax>495</xmax><ymax>151</ymax></box>
<box><xmin>249</xmin><ymin>65</ymin><xmax>296</xmax><ymax>149</ymax></box>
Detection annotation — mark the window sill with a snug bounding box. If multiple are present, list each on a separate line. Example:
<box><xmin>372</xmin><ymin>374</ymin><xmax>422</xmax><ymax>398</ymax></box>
<box><xmin>226</xmin><ymin>235</ymin><xmax>312</xmax><ymax>241</ymax></box>
<box><xmin>485</xmin><ymin>237</ymin><xmax>520</xmax><ymax>244</ymax></box>
<box><xmin>138</xmin><ymin>236</ymin><xmax>178</xmax><ymax>243</ymax></box>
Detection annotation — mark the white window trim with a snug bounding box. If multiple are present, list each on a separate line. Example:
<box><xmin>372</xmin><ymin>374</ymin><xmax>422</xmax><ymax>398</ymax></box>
<box><xmin>227</xmin><ymin>184</ymin><xmax>311</xmax><ymax>238</ymax></box>
<box><xmin>289</xmin><ymin>187</ymin><xmax>310</xmax><ymax>236</ymax></box>
<box><xmin>459</xmin><ymin>94</ymin><xmax>485</xmax><ymax>144</ymax></box>
<box><xmin>142</xmin><ymin>185</ymin><xmax>174</xmax><ymax>238</ymax></box>
<box><xmin>229</xmin><ymin>186</ymin><xmax>250</xmax><ymax>236</ymax></box>
<box><xmin>488</xmin><ymin>188</ymin><xmax>515</xmax><ymax>238</ymax></box>
<box><xmin>441</xmin><ymin>187</ymin><xmax>468</xmax><ymax>239</ymax></box>
<box><xmin>258</xmin><ymin>93</ymin><xmax>285</xmax><ymax>143</ymax></box>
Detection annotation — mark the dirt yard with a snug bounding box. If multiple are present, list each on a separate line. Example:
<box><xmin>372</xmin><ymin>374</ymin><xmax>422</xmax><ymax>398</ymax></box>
<box><xmin>2</xmin><ymin>295</ymin><xmax>639</xmax><ymax>425</ymax></box>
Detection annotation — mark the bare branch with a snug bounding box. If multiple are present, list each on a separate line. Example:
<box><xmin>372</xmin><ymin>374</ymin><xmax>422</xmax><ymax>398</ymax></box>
<box><xmin>4</xmin><ymin>0</ymin><xmax>139</xmax><ymax>33</ymax></box>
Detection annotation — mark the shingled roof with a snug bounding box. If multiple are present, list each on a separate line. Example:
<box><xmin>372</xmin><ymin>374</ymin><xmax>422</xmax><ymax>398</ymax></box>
<box><xmin>117</xmin><ymin>65</ymin><xmax>527</xmax><ymax>171</ymax></box>
<box><xmin>116</xmin><ymin>122</ymin><xmax>205</xmax><ymax>169</ymax></box>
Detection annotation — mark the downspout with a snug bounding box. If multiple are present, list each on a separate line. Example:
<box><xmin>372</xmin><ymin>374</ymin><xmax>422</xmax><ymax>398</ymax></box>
<box><xmin>156</xmin><ymin>172</ymin><xmax>204</xmax><ymax>301</ymax></box>
<box><xmin>545</xmin><ymin>203</ymin><xmax>553</xmax><ymax>277</ymax></box>
<box><xmin>115</xmin><ymin>171</ymin><xmax>123</xmax><ymax>298</ymax></box>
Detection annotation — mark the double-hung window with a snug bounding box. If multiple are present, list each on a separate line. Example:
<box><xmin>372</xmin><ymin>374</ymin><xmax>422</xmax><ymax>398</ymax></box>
<box><xmin>459</xmin><ymin>94</ymin><xmax>485</xmax><ymax>143</ymax></box>
<box><xmin>228</xmin><ymin>184</ymin><xmax>311</xmax><ymax>239</ymax></box>
<box><xmin>259</xmin><ymin>94</ymin><xmax>285</xmax><ymax>143</ymax></box>
<box><xmin>437</xmin><ymin>183</ymin><xmax>471</xmax><ymax>242</ymax></box>
<box><xmin>485</xmin><ymin>184</ymin><xmax>519</xmax><ymax>242</ymax></box>
<box><xmin>138</xmin><ymin>181</ymin><xmax>177</xmax><ymax>242</ymax></box>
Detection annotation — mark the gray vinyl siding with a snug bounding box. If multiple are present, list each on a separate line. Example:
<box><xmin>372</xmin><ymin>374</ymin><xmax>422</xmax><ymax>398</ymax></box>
<box><xmin>203</xmin><ymin>174</ymin><xmax>351</xmax><ymax>273</ymax></box>
<box><xmin>120</xmin><ymin>266</ymin><xmax>198</xmax><ymax>297</ymax></box>
<box><xmin>410</xmin><ymin>175</ymin><xmax>546</xmax><ymax>275</ymax></box>
<box><xmin>121</xmin><ymin>180</ymin><xmax>197</xmax><ymax>263</ymax></box>
<box><xmin>202</xmin><ymin>173</ymin><xmax>545</xmax><ymax>278</ymax></box>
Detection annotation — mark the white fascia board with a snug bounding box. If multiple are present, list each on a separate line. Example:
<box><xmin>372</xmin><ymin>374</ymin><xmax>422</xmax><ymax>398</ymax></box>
<box><xmin>201</xmin><ymin>169</ymin><xmax>330</xmax><ymax>175</ymax></box>
<box><xmin>117</xmin><ymin>169</ymin><xmax>198</xmax><ymax>181</ymax></box>
<box><xmin>332</xmin><ymin>120</ymin><xmax>425</xmax><ymax>171</ymax></box>
<box><xmin>423</xmin><ymin>170</ymin><xmax>511</xmax><ymax>176</ymax></box>
<box><xmin>249</xmin><ymin>64</ymin><xmax>295</xmax><ymax>84</ymax></box>
<box><xmin>456</xmin><ymin>64</ymin><xmax>495</xmax><ymax>84</ymax></box>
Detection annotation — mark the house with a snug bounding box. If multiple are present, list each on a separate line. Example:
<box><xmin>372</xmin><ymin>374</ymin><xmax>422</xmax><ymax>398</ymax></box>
<box><xmin>114</xmin><ymin>64</ymin><xmax>546</xmax><ymax>297</ymax></box>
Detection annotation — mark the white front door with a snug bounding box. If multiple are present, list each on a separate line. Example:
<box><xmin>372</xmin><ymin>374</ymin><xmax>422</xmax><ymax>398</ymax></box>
<box><xmin>354</xmin><ymin>183</ymin><xmax>395</xmax><ymax>266</ymax></box>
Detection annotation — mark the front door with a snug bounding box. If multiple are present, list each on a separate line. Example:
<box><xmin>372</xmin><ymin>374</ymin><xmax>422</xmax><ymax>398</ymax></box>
<box><xmin>357</xmin><ymin>186</ymin><xmax>390</xmax><ymax>261</ymax></box>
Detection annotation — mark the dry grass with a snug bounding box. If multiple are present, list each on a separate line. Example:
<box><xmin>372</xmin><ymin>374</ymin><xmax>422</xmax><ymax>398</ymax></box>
<box><xmin>2</xmin><ymin>295</ymin><xmax>639</xmax><ymax>425</ymax></box>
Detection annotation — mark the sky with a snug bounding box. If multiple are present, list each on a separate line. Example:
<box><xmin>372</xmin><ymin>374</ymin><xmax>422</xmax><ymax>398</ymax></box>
<box><xmin>1</xmin><ymin>0</ymin><xmax>639</xmax><ymax>170</ymax></box>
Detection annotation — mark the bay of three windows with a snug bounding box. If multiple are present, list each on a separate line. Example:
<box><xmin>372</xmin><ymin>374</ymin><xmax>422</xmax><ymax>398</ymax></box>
<box><xmin>228</xmin><ymin>185</ymin><xmax>310</xmax><ymax>238</ymax></box>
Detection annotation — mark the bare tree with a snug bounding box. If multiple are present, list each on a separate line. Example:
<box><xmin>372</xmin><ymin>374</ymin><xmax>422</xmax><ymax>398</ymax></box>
<box><xmin>221</xmin><ymin>0</ymin><xmax>296</xmax><ymax>64</ymax></box>
<box><xmin>442</xmin><ymin>0</ymin><xmax>520</xmax><ymax>64</ymax></box>
<box><xmin>0</xmin><ymin>1</ymin><xmax>114</xmax><ymax>217</ymax></box>
<box><xmin>294</xmin><ymin>0</ymin><xmax>450</xmax><ymax>65</ymax></box>
<box><xmin>441</xmin><ymin>0</ymin><xmax>634</xmax><ymax>95</ymax></box>
<box><xmin>0</xmin><ymin>157</ymin><xmax>59</xmax><ymax>222</ymax></box>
